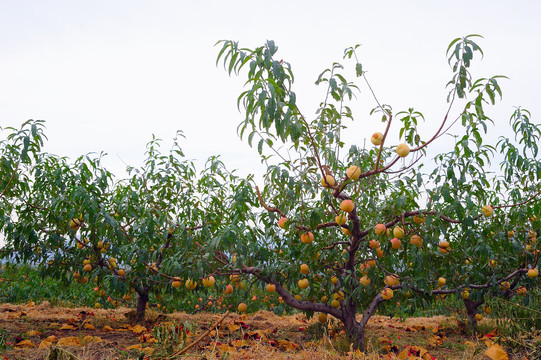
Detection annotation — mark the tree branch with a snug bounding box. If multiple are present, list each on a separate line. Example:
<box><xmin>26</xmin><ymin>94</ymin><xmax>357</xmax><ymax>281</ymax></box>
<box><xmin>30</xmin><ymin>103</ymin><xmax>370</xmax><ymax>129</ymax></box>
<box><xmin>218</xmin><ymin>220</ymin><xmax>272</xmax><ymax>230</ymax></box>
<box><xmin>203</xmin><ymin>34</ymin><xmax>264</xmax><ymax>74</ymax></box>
<box><xmin>255</xmin><ymin>186</ymin><xmax>286</xmax><ymax>217</ymax></box>
<box><xmin>0</xmin><ymin>160</ymin><xmax>20</xmax><ymax>199</ymax></box>
<box><xmin>494</xmin><ymin>189</ymin><xmax>541</xmax><ymax>210</ymax></box>
<box><xmin>240</xmin><ymin>265</ymin><xmax>344</xmax><ymax>320</ymax></box>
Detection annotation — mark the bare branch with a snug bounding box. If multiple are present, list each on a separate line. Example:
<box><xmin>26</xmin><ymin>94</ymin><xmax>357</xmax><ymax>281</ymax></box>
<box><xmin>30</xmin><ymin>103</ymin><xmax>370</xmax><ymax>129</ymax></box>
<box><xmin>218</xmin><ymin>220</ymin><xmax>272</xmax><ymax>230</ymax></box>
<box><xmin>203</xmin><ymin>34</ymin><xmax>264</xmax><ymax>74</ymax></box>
<box><xmin>494</xmin><ymin>189</ymin><xmax>541</xmax><ymax>210</ymax></box>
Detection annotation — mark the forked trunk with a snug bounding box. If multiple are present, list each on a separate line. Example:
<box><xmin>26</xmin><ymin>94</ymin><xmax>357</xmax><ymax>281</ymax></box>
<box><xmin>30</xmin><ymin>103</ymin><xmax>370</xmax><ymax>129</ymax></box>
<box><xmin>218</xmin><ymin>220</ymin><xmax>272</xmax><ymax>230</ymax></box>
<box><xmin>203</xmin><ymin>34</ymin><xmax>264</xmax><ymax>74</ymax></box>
<box><xmin>463</xmin><ymin>298</ymin><xmax>483</xmax><ymax>329</ymax></box>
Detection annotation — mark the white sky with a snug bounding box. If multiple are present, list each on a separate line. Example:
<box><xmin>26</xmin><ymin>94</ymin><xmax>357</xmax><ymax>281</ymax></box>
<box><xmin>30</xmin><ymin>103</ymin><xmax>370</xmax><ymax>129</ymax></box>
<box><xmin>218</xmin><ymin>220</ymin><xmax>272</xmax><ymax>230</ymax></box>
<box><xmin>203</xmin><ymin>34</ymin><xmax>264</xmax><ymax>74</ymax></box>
<box><xmin>1</xmin><ymin>0</ymin><xmax>540</xmax><ymax>181</ymax></box>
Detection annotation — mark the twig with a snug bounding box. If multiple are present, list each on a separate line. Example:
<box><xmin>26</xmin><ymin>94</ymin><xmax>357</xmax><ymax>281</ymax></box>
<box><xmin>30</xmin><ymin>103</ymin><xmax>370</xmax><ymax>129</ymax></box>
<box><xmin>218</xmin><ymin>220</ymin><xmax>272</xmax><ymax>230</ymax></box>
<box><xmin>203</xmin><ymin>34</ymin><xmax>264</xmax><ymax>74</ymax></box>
<box><xmin>255</xmin><ymin>186</ymin><xmax>286</xmax><ymax>217</ymax></box>
<box><xmin>322</xmin><ymin>241</ymin><xmax>350</xmax><ymax>250</ymax></box>
<box><xmin>374</xmin><ymin>113</ymin><xmax>393</xmax><ymax>173</ymax></box>
<box><xmin>493</xmin><ymin>190</ymin><xmax>541</xmax><ymax>210</ymax></box>
<box><xmin>411</xmin><ymin>95</ymin><xmax>457</xmax><ymax>153</ymax></box>
<box><xmin>496</xmin><ymin>298</ymin><xmax>541</xmax><ymax>316</ymax></box>
<box><xmin>0</xmin><ymin>161</ymin><xmax>20</xmax><ymax>199</ymax></box>
<box><xmin>294</xmin><ymin>104</ymin><xmax>328</xmax><ymax>181</ymax></box>
<box><xmin>177</xmin><ymin>311</ymin><xmax>230</xmax><ymax>355</ymax></box>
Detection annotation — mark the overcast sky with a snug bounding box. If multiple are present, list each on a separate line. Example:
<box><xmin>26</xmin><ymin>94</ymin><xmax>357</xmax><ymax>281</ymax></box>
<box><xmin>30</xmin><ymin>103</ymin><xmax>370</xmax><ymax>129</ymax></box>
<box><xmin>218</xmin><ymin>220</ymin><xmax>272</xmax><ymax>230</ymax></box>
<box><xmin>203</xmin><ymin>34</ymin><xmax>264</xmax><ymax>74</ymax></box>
<box><xmin>1</xmin><ymin>0</ymin><xmax>540</xmax><ymax>181</ymax></box>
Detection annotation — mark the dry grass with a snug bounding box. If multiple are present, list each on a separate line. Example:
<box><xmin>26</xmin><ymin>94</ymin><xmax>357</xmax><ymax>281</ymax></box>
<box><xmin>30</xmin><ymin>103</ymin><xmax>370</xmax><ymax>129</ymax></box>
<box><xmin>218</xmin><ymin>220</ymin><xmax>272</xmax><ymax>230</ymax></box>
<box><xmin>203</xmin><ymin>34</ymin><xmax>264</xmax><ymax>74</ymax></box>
<box><xmin>0</xmin><ymin>302</ymin><xmax>533</xmax><ymax>359</ymax></box>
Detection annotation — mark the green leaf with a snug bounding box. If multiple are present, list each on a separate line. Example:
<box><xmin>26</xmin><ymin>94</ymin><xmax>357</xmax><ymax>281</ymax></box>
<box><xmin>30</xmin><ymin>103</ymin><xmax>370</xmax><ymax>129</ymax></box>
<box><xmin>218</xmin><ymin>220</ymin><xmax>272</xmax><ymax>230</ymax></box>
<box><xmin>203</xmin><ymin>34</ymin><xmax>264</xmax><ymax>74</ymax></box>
<box><xmin>356</xmin><ymin>63</ymin><xmax>363</xmax><ymax>77</ymax></box>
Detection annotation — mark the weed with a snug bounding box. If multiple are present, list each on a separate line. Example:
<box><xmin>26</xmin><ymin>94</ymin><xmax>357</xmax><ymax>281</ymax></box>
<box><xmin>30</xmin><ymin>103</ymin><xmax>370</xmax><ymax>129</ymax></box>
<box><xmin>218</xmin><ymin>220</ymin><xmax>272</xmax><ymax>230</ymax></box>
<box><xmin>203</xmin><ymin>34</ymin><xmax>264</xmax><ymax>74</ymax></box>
<box><xmin>151</xmin><ymin>321</ymin><xmax>189</xmax><ymax>358</ymax></box>
<box><xmin>47</xmin><ymin>346</ymin><xmax>80</xmax><ymax>360</ymax></box>
<box><xmin>304</xmin><ymin>321</ymin><xmax>327</xmax><ymax>341</ymax></box>
<box><xmin>489</xmin><ymin>290</ymin><xmax>541</xmax><ymax>338</ymax></box>
<box><xmin>0</xmin><ymin>328</ymin><xmax>11</xmax><ymax>353</ymax></box>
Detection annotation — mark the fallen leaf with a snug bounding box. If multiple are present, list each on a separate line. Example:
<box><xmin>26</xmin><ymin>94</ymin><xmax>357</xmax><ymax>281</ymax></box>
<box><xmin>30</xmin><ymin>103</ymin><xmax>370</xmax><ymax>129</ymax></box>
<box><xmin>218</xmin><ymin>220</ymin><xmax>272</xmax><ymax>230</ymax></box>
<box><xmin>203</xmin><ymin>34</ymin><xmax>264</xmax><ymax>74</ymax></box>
<box><xmin>39</xmin><ymin>336</ymin><xmax>58</xmax><ymax>349</ymax></box>
<box><xmin>126</xmin><ymin>344</ymin><xmax>143</xmax><ymax>350</ymax></box>
<box><xmin>485</xmin><ymin>343</ymin><xmax>508</xmax><ymax>360</ymax></box>
<box><xmin>404</xmin><ymin>326</ymin><xmax>418</xmax><ymax>332</ymax></box>
<box><xmin>38</xmin><ymin>340</ymin><xmax>54</xmax><ymax>349</ymax></box>
<box><xmin>48</xmin><ymin>322</ymin><xmax>61</xmax><ymax>328</ymax></box>
<box><xmin>303</xmin><ymin>341</ymin><xmax>318</xmax><ymax>348</ymax></box>
<box><xmin>8</xmin><ymin>312</ymin><xmax>26</xmax><ymax>319</ymax></box>
<box><xmin>428</xmin><ymin>335</ymin><xmax>443</xmax><ymax>348</ymax></box>
<box><xmin>130</xmin><ymin>324</ymin><xmax>147</xmax><ymax>334</ymax></box>
<box><xmin>397</xmin><ymin>345</ymin><xmax>429</xmax><ymax>359</ymax></box>
<box><xmin>57</xmin><ymin>337</ymin><xmax>81</xmax><ymax>346</ymax></box>
<box><xmin>480</xmin><ymin>329</ymin><xmax>498</xmax><ymax>340</ymax></box>
<box><xmin>276</xmin><ymin>339</ymin><xmax>300</xmax><ymax>351</ymax></box>
<box><xmin>231</xmin><ymin>339</ymin><xmax>250</xmax><ymax>348</ymax></box>
<box><xmin>245</xmin><ymin>330</ymin><xmax>267</xmax><ymax>341</ymax></box>
<box><xmin>217</xmin><ymin>344</ymin><xmax>236</xmax><ymax>353</ymax></box>
<box><xmin>25</xmin><ymin>330</ymin><xmax>41</xmax><ymax>336</ymax></box>
<box><xmin>15</xmin><ymin>339</ymin><xmax>35</xmax><ymax>348</ymax></box>
<box><xmin>228</xmin><ymin>324</ymin><xmax>241</xmax><ymax>332</ymax></box>
<box><xmin>82</xmin><ymin>335</ymin><xmax>104</xmax><ymax>343</ymax></box>
<box><xmin>60</xmin><ymin>324</ymin><xmax>77</xmax><ymax>330</ymax></box>
<box><xmin>138</xmin><ymin>334</ymin><xmax>158</xmax><ymax>343</ymax></box>
<box><xmin>44</xmin><ymin>335</ymin><xmax>57</xmax><ymax>342</ymax></box>
<box><xmin>102</xmin><ymin>325</ymin><xmax>114</xmax><ymax>332</ymax></box>
<box><xmin>142</xmin><ymin>346</ymin><xmax>155</xmax><ymax>354</ymax></box>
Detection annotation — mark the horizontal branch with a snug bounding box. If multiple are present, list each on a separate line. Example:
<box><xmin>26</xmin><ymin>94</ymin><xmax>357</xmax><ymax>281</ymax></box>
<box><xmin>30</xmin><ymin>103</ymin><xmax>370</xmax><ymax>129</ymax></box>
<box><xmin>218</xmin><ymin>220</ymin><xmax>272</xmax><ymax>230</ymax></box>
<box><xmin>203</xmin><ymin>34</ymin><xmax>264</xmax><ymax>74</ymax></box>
<box><xmin>240</xmin><ymin>265</ymin><xmax>344</xmax><ymax>320</ymax></box>
<box><xmin>493</xmin><ymin>189</ymin><xmax>541</xmax><ymax>210</ymax></box>
<box><xmin>411</xmin><ymin>266</ymin><xmax>529</xmax><ymax>296</ymax></box>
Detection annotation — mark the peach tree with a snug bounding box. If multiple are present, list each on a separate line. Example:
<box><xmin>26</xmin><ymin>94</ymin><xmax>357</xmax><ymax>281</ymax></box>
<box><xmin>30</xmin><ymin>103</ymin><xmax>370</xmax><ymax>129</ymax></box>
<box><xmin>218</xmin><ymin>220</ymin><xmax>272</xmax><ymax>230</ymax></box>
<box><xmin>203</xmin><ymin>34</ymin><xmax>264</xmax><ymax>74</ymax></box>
<box><xmin>0</xmin><ymin>120</ymin><xmax>46</xmax><ymax>258</ymax></box>
<box><xmin>215</xmin><ymin>36</ymin><xmax>540</xmax><ymax>349</ymax></box>
<box><xmin>0</xmin><ymin>129</ymin><xmax>256</xmax><ymax>321</ymax></box>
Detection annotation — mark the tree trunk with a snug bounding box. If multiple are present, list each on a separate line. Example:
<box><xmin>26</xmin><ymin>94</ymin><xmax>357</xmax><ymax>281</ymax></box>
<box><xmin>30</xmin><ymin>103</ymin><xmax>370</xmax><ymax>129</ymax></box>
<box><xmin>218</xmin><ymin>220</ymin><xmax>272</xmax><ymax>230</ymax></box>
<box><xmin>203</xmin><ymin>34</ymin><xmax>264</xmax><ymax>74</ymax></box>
<box><xmin>135</xmin><ymin>289</ymin><xmax>149</xmax><ymax>323</ymax></box>
<box><xmin>343</xmin><ymin>315</ymin><xmax>366</xmax><ymax>351</ymax></box>
<box><xmin>463</xmin><ymin>298</ymin><xmax>483</xmax><ymax>329</ymax></box>
<box><xmin>342</xmin><ymin>300</ymin><xmax>367</xmax><ymax>351</ymax></box>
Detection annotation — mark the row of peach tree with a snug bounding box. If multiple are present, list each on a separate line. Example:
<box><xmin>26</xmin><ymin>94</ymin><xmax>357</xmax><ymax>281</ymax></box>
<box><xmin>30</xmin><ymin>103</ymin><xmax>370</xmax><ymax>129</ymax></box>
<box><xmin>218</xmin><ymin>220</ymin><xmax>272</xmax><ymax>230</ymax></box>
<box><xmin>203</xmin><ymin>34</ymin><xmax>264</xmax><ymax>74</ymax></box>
<box><xmin>0</xmin><ymin>35</ymin><xmax>540</xmax><ymax>350</ymax></box>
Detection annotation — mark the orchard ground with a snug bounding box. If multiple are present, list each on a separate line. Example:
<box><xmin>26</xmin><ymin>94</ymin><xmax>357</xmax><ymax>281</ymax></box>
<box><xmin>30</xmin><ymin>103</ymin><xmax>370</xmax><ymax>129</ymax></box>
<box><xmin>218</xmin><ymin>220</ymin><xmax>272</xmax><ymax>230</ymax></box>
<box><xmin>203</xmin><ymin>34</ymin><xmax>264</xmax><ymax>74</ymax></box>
<box><xmin>1</xmin><ymin>301</ymin><xmax>534</xmax><ymax>360</ymax></box>
<box><xmin>1</xmin><ymin>258</ymin><xmax>541</xmax><ymax>359</ymax></box>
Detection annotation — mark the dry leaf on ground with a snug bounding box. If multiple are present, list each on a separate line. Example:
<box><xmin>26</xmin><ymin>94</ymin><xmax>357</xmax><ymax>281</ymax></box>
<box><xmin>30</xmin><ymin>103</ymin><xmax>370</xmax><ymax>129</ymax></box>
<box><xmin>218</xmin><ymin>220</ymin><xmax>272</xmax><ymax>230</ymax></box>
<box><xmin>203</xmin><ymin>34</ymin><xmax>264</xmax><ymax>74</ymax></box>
<box><xmin>129</xmin><ymin>324</ymin><xmax>147</xmax><ymax>334</ymax></box>
<box><xmin>485</xmin><ymin>343</ymin><xmax>509</xmax><ymax>360</ymax></box>
<box><xmin>57</xmin><ymin>336</ymin><xmax>81</xmax><ymax>346</ymax></box>
<box><xmin>15</xmin><ymin>339</ymin><xmax>35</xmax><ymax>348</ymax></box>
<box><xmin>59</xmin><ymin>323</ymin><xmax>77</xmax><ymax>330</ymax></box>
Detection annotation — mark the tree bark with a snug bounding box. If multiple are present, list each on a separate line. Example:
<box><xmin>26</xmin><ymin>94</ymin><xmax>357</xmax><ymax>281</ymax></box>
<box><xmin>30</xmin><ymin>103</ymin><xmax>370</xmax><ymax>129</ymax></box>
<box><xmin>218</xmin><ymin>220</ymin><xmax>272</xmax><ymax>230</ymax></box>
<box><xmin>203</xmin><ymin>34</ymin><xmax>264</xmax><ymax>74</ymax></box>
<box><xmin>344</xmin><ymin>315</ymin><xmax>365</xmax><ymax>350</ymax></box>
<box><xmin>463</xmin><ymin>298</ymin><xmax>483</xmax><ymax>328</ymax></box>
<box><xmin>343</xmin><ymin>301</ymin><xmax>366</xmax><ymax>350</ymax></box>
<box><xmin>135</xmin><ymin>289</ymin><xmax>149</xmax><ymax>323</ymax></box>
